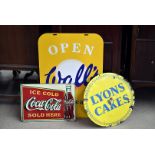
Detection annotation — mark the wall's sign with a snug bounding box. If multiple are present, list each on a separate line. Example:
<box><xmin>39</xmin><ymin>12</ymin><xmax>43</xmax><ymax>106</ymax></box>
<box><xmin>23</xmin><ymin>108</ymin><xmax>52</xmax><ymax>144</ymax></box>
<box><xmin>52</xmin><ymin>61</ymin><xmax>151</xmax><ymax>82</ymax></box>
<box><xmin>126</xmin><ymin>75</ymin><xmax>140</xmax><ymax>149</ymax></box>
<box><xmin>84</xmin><ymin>73</ymin><xmax>135</xmax><ymax>127</ymax></box>
<box><xmin>21</xmin><ymin>84</ymin><xmax>75</xmax><ymax>121</ymax></box>
<box><xmin>38</xmin><ymin>33</ymin><xmax>103</xmax><ymax>118</ymax></box>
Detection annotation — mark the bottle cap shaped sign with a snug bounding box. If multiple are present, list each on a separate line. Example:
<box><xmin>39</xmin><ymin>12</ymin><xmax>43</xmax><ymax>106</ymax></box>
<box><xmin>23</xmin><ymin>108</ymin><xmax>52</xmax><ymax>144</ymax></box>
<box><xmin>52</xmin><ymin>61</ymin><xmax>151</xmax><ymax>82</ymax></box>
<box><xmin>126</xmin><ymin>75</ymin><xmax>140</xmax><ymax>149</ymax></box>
<box><xmin>84</xmin><ymin>73</ymin><xmax>135</xmax><ymax>127</ymax></box>
<box><xmin>38</xmin><ymin>33</ymin><xmax>103</xmax><ymax>118</ymax></box>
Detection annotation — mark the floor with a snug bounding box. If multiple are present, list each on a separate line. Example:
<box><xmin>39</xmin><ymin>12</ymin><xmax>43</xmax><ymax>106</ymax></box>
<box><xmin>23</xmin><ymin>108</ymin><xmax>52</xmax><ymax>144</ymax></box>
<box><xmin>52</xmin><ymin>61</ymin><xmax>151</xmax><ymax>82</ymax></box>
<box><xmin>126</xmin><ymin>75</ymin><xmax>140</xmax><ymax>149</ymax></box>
<box><xmin>0</xmin><ymin>70</ymin><xmax>155</xmax><ymax>129</ymax></box>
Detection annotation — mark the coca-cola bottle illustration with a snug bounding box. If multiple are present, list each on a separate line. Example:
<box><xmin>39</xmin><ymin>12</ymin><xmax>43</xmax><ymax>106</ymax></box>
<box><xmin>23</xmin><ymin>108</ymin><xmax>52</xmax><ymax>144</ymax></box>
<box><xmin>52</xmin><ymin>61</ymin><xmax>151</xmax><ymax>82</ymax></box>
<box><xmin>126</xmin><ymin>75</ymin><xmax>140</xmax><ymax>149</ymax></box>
<box><xmin>65</xmin><ymin>85</ymin><xmax>74</xmax><ymax>119</ymax></box>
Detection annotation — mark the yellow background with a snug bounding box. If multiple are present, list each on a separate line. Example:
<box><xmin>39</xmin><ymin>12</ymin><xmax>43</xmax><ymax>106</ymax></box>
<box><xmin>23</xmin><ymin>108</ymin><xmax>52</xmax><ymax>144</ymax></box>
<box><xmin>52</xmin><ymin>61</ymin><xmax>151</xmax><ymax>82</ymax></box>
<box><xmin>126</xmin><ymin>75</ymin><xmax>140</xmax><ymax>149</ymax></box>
<box><xmin>38</xmin><ymin>33</ymin><xmax>104</xmax><ymax>118</ymax></box>
<box><xmin>84</xmin><ymin>73</ymin><xmax>135</xmax><ymax>126</ymax></box>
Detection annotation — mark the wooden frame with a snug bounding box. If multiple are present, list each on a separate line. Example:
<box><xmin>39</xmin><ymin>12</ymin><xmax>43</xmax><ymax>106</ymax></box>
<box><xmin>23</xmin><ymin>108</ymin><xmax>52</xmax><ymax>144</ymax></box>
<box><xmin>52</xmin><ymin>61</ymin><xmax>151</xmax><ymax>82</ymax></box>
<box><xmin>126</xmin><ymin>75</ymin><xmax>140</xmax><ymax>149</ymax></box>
<box><xmin>130</xmin><ymin>25</ymin><xmax>155</xmax><ymax>88</ymax></box>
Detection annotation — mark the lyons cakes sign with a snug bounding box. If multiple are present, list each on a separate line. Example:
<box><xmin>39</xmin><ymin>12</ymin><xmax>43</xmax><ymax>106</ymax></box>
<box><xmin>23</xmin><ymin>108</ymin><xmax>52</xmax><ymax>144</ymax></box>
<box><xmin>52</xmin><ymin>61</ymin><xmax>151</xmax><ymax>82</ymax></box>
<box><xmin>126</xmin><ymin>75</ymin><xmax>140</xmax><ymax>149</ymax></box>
<box><xmin>38</xmin><ymin>33</ymin><xmax>104</xmax><ymax>118</ymax></box>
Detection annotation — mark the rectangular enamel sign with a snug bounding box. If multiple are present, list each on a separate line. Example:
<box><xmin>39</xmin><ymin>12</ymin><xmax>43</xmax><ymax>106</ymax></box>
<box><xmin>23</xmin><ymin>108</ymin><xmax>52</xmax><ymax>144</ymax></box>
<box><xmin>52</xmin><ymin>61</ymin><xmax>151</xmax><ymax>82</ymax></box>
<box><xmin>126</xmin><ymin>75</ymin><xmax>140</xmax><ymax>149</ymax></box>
<box><xmin>38</xmin><ymin>33</ymin><xmax>104</xmax><ymax>118</ymax></box>
<box><xmin>21</xmin><ymin>84</ymin><xmax>75</xmax><ymax>121</ymax></box>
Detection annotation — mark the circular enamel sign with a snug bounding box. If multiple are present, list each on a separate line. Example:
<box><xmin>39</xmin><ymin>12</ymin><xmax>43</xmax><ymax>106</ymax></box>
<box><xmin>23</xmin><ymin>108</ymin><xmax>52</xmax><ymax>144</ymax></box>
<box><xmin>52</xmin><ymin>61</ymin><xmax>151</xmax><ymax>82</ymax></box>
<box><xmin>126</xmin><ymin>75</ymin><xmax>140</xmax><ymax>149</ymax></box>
<box><xmin>84</xmin><ymin>73</ymin><xmax>135</xmax><ymax>127</ymax></box>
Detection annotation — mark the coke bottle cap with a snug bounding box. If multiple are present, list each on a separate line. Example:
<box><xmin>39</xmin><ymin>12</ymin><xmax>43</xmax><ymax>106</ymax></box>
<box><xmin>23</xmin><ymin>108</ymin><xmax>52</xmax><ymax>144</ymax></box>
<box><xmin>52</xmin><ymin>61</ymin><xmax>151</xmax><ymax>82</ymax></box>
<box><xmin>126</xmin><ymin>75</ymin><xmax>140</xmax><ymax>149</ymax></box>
<box><xmin>83</xmin><ymin>73</ymin><xmax>135</xmax><ymax>127</ymax></box>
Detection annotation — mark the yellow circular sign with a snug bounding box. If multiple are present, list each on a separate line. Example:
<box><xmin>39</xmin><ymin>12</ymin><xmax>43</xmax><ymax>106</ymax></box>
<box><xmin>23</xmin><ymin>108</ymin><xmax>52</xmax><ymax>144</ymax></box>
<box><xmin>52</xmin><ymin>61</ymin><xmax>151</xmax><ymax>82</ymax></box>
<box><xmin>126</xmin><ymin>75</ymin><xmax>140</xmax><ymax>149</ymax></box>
<box><xmin>84</xmin><ymin>73</ymin><xmax>135</xmax><ymax>127</ymax></box>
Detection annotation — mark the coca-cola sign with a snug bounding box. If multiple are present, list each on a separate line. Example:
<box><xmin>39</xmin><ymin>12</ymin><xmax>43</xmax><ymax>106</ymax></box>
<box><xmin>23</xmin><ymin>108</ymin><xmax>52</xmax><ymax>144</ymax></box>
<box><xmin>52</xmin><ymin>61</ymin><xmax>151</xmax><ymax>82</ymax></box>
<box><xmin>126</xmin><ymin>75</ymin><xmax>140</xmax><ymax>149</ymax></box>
<box><xmin>21</xmin><ymin>84</ymin><xmax>75</xmax><ymax>121</ymax></box>
<box><xmin>25</xmin><ymin>97</ymin><xmax>62</xmax><ymax>111</ymax></box>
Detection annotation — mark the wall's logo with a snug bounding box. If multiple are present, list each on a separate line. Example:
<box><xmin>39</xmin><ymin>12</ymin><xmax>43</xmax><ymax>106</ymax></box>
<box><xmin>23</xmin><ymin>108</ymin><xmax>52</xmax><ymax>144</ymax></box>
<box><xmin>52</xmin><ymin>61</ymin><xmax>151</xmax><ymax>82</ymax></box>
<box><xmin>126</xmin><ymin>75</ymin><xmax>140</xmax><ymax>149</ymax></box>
<box><xmin>45</xmin><ymin>60</ymin><xmax>98</xmax><ymax>87</ymax></box>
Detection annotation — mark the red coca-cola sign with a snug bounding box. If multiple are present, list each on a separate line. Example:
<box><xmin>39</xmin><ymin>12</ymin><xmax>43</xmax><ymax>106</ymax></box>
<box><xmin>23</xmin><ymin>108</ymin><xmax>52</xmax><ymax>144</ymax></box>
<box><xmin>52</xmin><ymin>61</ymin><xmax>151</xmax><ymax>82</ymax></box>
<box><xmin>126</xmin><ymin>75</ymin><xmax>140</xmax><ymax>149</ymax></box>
<box><xmin>21</xmin><ymin>85</ymin><xmax>66</xmax><ymax>121</ymax></box>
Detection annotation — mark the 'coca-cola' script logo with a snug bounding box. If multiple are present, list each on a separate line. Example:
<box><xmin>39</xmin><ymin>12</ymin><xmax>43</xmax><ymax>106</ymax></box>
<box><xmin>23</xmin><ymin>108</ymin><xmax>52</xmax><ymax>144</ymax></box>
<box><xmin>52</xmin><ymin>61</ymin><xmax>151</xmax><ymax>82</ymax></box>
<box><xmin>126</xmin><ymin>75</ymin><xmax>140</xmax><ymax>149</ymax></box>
<box><xmin>66</xmin><ymin>99</ymin><xmax>74</xmax><ymax>105</ymax></box>
<box><xmin>25</xmin><ymin>97</ymin><xmax>62</xmax><ymax>111</ymax></box>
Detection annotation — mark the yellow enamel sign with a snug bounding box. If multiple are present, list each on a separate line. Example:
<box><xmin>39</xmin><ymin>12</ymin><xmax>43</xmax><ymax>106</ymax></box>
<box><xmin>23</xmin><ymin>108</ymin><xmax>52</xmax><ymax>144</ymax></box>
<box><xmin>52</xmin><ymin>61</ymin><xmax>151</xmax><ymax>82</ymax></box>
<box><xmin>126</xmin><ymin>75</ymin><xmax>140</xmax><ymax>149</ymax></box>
<box><xmin>84</xmin><ymin>73</ymin><xmax>135</xmax><ymax>127</ymax></box>
<box><xmin>38</xmin><ymin>33</ymin><xmax>104</xmax><ymax>118</ymax></box>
